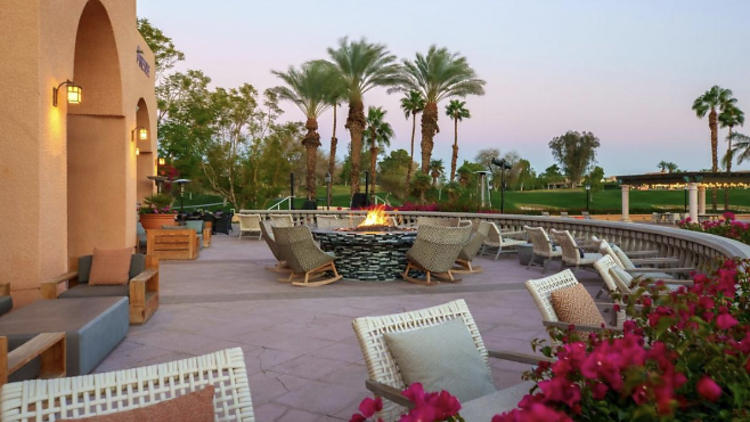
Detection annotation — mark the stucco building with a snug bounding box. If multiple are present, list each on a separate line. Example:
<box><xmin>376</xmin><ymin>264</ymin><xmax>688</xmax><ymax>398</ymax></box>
<box><xmin>0</xmin><ymin>0</ymin><xmax>157</xmax><ymax>306</ymax></box>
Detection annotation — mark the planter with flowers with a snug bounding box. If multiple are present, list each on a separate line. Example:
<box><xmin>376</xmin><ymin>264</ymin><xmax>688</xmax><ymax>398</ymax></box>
<box><xmin>139</xmin><ymin>193</ymin><xmax>178</xmax><ymax>230</ymax></box>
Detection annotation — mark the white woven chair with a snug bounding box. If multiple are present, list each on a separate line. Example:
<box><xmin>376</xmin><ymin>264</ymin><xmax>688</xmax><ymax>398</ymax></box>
<box><xmin>352</xmin><ymin>299</ymin><xmax>551</xmax><ymax>422</ymax></box>
<box><xmin>560</xmin><ymin>212</ymin><xmax>569</xmax><ymax>218</ymax></box>
<box><xmin>609</xmin><ymin>266</ymin><xmax>692</xmax><ymax>296</ymax></box>
<box><xmin>481</xmin><ymin>222</ymin><xmax>527</xmax><ymax>261</ymax></box>
<box><xmin>416</xmin><ymin>216</ymin><xmax>459</xmax><ymax>227</ymax></box>
<box><xmin>238</xmin><ymin>214</ymin><xmax>262</xmax><ymax>241</ymax></box>
<box><xmin>316</xmin><ymin>215</ymin><xmax>352</xmax><ymax>229</ymax></box>
<box><xmin>592</xmin><ymin>237</ymin><xmax>693</xmax><ymax>279</ymax></box>
<box><xmin>523</xmin><ymin>226</ymin><xmax>562</xmax><ymax>273</ymax></box>
<box><xmin>525</xmin><ymin>269</ymin><xmax>623</xmax><ymax>332</ymax></box>
<box><xmin>549</xmin><ymin>229</ymin><xmax>602</xmax><ymax>271</ymax></box>
<box><xmin>269</xmin><ymin>214</ymin><xmax>295</xmax><ymax>227</ymax></box>
<box><xmin>0</xmin><ymin>348</ymin><xmax>254</xmax><ymax>422</ymax></box>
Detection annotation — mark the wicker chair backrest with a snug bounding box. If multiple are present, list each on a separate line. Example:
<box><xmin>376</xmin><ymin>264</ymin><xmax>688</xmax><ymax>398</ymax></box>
<box><xmin>416</xmin><ymin>217</ymin><xmax>459</xmax><ymax>227</ymax></box>
<box><xmin>524</xmin><ymin>269</ymin><xmax>579</xmax><ymax>322</ymax></box>
<box><xmin>408</xmin><ymin>225</ymin><xmax>472</xmax><ymax>272</ymax></box>
<box><xmin>458</xmin><ymin>229</ymin><xmax>488</xmax><ymax>261</ymax></box>
<box><xmin>260</xmin><ymin>221</ymin><xmax>282</xmax><ymax>261</ymax></box>
<box><xmin>596</xmin><ymin>239</ymin><xmax>625</xmax><ymax>268</ymax></box>
<box><xmin>550</xmin><ymin>229</ymin><xmax>580</xmax><ymax>264</ymax></box>
<box><xmin>524</xmin><ymin>226</ymin><xmax>554</xmax><ymax>256</ymax></box>
<box><xmin>238</xmin><ymin>214</ymin><xmax>261</xmax><ymax>231</ymax></box>
<box><xmin>476</xmin><ymin>221</ymin><xmax>493</xmax><ymax>237</ymax></box>
<box><xmin>352</xmin><ymin>299</ymin><xmax>489</xmax><ymax>422</ymax></box>
<box><xmin>593</xmin><ymin>255</ymin><xmax>620</xmax><ymax>293</ymax></box>
<box><xmin>272</xmin><ymin>226</ymin><xmax>329</xmax><ymax>273</ymax></box>
<box><xmin>269</xmin><ymin>214</ymin><xmax>295</xmax><ymax>227</ymax></box>
<box><xmin>317</xmin><ymin>217</ymin><xmax>351</xmax><ymax>229</ymax></box>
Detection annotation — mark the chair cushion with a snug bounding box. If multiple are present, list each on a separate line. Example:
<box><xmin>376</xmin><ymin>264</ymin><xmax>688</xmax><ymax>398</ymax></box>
<box><xmin>612</xmin><ymin>246</ymin><xmax>636</xmax><ymax>270</ymax></box>
<box><xmin>64</xmin><ymin>385</ymin><xmax>215</xmax><ymax>422</ymax></box>
<box><xmin>59</xmin><ymin>284</ymin><xmax>130</xmax><ymax>298</ymax></box>
<box><xmin>550</xmin><ymin>283</ymin><xmax>605</xmax><ymax>327</ymax></box>
<box><xmin>460</xmin><ymin>381</ymin><xmax>535</xmax><ymax>421</ymax></box>
<box><xmin>383</xmin><ymin>318</ymin><xmax>496</xmax><ymax>403</ymax></box>
<box><xmin>89</xmin><ymin>248</ymin><xmax>132</xmax><ymax>285</ymax></box>
<box><xmin>0</xmin><ymin>295</ymin><xmax>12</xmax><ymax>316</ymax></box>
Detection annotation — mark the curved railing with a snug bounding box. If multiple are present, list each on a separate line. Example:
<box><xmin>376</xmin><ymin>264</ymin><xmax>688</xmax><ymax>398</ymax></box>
<box><xmin>240</xmin><ymin>209</ymin><xmax>750</xmax><ymax>268</ymax></box>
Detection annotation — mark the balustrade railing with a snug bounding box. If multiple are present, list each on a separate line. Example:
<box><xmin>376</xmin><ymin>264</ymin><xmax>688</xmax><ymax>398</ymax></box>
<box><xmin>239</xmin><ymin>209</ymin><xmax>750</xmax><ymax>269</ymax></box>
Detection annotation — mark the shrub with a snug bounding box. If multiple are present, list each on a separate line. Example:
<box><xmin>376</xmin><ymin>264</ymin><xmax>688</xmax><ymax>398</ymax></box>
<box><xmin>679</xmin><ymin>212</ymin><xmax>750</xmax><ymax>245</ymax></box>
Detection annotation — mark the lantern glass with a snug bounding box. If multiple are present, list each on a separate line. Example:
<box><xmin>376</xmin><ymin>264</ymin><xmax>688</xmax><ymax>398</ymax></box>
<box><xmin>158</xmin><ymin>157</ymin><xmax>165</xmax><ymax>166</ymax></box>
<box><xmin>138</xmin><ymin>128</ymin><xmax>148</xmax><ymax>140</ymax></box>
<box><xmin>67</xmin><ymin>85</ymin><xmax>82</xmax><ymax>104</ymax></box>
<box><xmin>135</xmin><ymin>147</ymin><xmax>140</xmax><ymax>156</ymax></box>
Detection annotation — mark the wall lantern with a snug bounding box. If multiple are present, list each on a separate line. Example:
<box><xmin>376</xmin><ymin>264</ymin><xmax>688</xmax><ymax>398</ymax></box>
<box><xmin>157</xmin><ymin>157</ymin><xmax>165</xmax><ymax>166</ymax></box>
<box><xmin>53</xmin><ymin>80</ymin><xmax>82</xmax><ymax>107</ymax></box>
<box><xmin>135</xmin><ymin>147</ymin><xmax>140</xmax><ymax>156</ymax></box>
<box><xmin>132</xmin><ymin>127</ymin><xmax>148</xmax><ymax>142</ymax></box>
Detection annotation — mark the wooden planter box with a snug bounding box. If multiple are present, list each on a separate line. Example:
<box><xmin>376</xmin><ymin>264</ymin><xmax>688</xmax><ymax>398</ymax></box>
<box><xmin>146</xmin><ymin>229</ymin><xmax>199</xmax><ymax>260</ymax></box>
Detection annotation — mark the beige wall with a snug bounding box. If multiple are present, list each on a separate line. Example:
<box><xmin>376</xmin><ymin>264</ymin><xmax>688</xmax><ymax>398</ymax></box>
<box><xmin>0</xmin><ymin>0</ymin><xmax>156</xmax><ymax>307</ymax></box>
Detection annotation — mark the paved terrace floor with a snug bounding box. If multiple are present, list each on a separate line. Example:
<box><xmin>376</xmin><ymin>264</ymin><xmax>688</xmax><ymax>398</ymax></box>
<box><xmin>94</xmin><ymin>234</ymin><xmax>606</xmax><ymax>422</ymax></box>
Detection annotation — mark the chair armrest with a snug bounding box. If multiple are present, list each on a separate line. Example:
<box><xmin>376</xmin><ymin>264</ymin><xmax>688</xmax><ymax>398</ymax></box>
<box><xmin>543</xmin><ymin>320</ymin><xmax>622</xmax><ymax>333</ymax></box>
<box><xmin>500</xmin><ymin>230</ymin><xmax>525</xmax><ymax>237</ymax></box>
<box><xmin>488</xmin><ymin>349</ymin><xmax>556</xmax><ymax>364</ymax></box>
<box><xmin>3</xmin><ymin>332</ymin><xmax>66</xmax><ymax>385</ymax></box>
<box><xmin>365</xmin><ymin>379</ymin><xmax>413</xmax><ymax>408</ymax></box>
<box><xmin>46</xmin><ymin>271</ymin><xmax>78</xmax><ymax>285</ymax></box>
<box><xmin>41</xmin><ymin>271</ymin><xmax>78</xmax><ymax>299</ymax></box>
<box><xmin>631</xmin><ymin>257</ymin><xmax>681</xmax><ymax>265</ymax></box>
<box><xmin>130</xmin><ymin>268</ymin><xmax>158</xmax><ymax>284</ymax></box>
<box><xmin>627</xmin><ymin>267</ymin><xmax>694</xmax><ymax>274</ymax></box>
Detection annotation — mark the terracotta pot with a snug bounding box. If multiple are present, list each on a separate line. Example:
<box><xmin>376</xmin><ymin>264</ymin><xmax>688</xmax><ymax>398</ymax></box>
<box><xmin>139</xmin><ymin>213</ymin><xmax>178</xmax><ymax>230</ymax></box>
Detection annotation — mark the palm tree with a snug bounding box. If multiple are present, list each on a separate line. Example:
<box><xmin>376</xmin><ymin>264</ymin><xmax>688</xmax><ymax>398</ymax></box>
<box><xmin>719</xmin><ymin>103</ymin><xmax>745</xmax><ymax>209</ymax></box>
<box><xmin>729</xmin><ymin>132</ymin><xmax>750</xmax><ymax>165</ymax></box>
<box><xmin>445</xmin><ymin>100</ymin><xmax>471</xmax><ymax>181</ymax></box>
<box><xmin>657</xmin><ymin>161</ymin><xmax>669</xmax><ymax>172</ymax></box>
<box><xmin>692</xmin><ymin>85</ymin><xmax>737</xmax><ymax>209</ymax></box>
<box><xmin>393</xmin><ymin>46</ymin><xmax>485</xmax><ymax>173</ymax></box>
<box><xmin>429</xmin><ymin>159</ymin><xmax>444</xmax><ymax>187</ymax></box>
<box><xmin>364</xmin><ymin>106</ymin><xmax>394</xmax><ymax>200</ymax></box>
<box><xmin>666</xmin><ymin>162</ymin><xmax>678</xmax><ymax>173</ymax></box>
<box><xmin>326</xmin><ymin>88</ymin><xmax>346</xmax><ymax>207</ymax></box>
<box><xmin>272</xmin><ymin>61</ymin><xmax>339</xmax><ymax>200</ymax></box>
<box><xmin>400</xmin><ymin>90</ymin><xmax>425</xmax><ymax>199</ymax></box>
<box><xmin>327</xmin><ymin>38</ymin><xmax>403</xmax><ymax>199</ymax></box>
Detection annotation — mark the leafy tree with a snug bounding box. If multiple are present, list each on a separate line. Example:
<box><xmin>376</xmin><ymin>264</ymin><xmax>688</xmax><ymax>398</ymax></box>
<box><xmin>719</xmin><ymin>102</ymin><xmax>745</xmax><ymax>208</ymax></box>
<box><xmin>583</xmin><ymin>166</ymin><xmax>605</xmax><ymax>201</ymax></box>
<box><xmin>271</xmin><ymin>61</ymin><xmax>341</xmax><ymax>200</ymax></box>
<box><xmin>400</xmin><ymin>90</ymin><xmax>425</xmax><ymax>198</ymax></box>
<box><xmin>137</xmin><ymin>18</ymin><xmax>185</xmax><ymax>80</ymax></box>
<box><xmin>512</xmin><ymin>159</ymin><xmax>535</xmax><ymax>191</ymax></box>
<box><xmin>445</xmin><ymin>100</ymin><xmax>471</xmax><ymax>181</ymax></box>
<box><xmin>429</xmin><ymin>159</ymin><xmax>445</xmax><ymax>187</ymax></box>
<box><xmin>666</xmin><ymin>162</ymin><xmax>678</xmax><ymax>173</ymax></box>
<box><xmin>327</xmin><ymin>38</ymin><xmax>403</xmax><ymax>199</ymax></box>
<box><xmin>456</xmin><ymin>160</ymin><xmax>485</xmax><ymax>188</ymax></box>
<box><xmin>540</xmin><ymin>164</ymin><xmax>565</xmax><ymax>189</ymax></box>
<box><xmin>394</xmin><ymin>46</ymin><xmax>485</xmax><ymax>173</ymax></box>
<box><xmin>692</xmin><ymin>85</ymin><xmax>737</xmax><ymax>209</ymax></box>
<box><xmin>326</xmin><ymin>87</ymin><xmax>346</xmax><ymax>206</ymax></box>
<box><xmin>364</xmin><ymin>106</ymin><xmax>394</xmax><ymax>199</ymax></box>
<box><xmin>379</xmin><ymin>149</ymin><xmax>411</xmax><ymax>199</ymax></box>
<box><xmin>411</xmin><ymin>172</ymin><xmax>432</xmax><ymax>204</ymax></box>
<box><xmin>548</xmin><ymin>131</ymin><xmax>601</xmax><ymax>188</ymax></box>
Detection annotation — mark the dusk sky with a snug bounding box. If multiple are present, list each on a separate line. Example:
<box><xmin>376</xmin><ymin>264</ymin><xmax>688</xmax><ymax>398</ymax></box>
<box><xmin>139</xmin><ymin>0</ymin><xmax>750</xmax><ymax>177</ymax></box>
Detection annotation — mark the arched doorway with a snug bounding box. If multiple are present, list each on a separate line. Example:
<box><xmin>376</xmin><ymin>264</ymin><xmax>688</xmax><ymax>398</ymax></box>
<box><xmin>135</xmin><ymin>98</ymin><xmax>155</xmax><ymax>201</ymax></box>
<box><xmin>67</xmin><ymin>0</ymin><xmax>126</xmax><ymax>257</ymax></box>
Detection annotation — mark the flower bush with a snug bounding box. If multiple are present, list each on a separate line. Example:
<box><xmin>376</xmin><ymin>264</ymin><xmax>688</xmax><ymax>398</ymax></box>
<box><xmin>679</xmin><ymin>212</ymin><xmax>750</xmax><ymax>245</ymax></box>
<box><xmin>350</xmin><ymin>383</ymin><xmax>463</xmax><ymax>422</ymax></box>
<box><xmin>494</xmin><ymin>258</ymin><xmax>750</xmax><ymax>421</ymax></box>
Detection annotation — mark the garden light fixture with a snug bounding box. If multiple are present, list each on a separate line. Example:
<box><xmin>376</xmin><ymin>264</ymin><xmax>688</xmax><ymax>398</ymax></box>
<box><xmin>132</xmin><ymin>127</ymin><xmax>148</xmax><ymax>142</ymax></box>
<box><xmin>53</xmin><ymin>80</ymin><xmax>81</xmax><ymax>107</ymax></box>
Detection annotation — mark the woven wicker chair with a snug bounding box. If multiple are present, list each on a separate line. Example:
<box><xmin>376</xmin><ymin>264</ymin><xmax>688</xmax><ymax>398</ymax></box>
<box><xmin>549</xmin><ymin>229</ymin><xmax>602</xmax><ymax>271</ymax></box>
<box><xmin>402</xmin><ymin>225</ymin><xmax>472</xmax><ymax>285</ymax></box>
<box><xmin>238</xmin><ymin>214</ymin><xmax>262</xmax><ymax>241</ymax></box>
<box><xmin>416</xmin><ymin>216</ymin><xmax>459</xmax><ymax>227</ymax></box>
<box><xmin>482</xmin><ymin>222</ymin><xmax>527</xmax><ymax>261</ymax></box>
<box><xmin>352</xmin><ymin>299</ymin><xmax>552</xmax><ymax>422</ymax></box>
<box><xmin>269</xmin><ymin>214</ymin><xmax>295</xmax><ymax>227</ymax></box>
<box><xmin>316</xmin><ymin>215</ymin><xmax>352</xmax><ymax>229</ymax></box>
<box><xmin>272</xmin><ymin>226</ymin><xmax>342</xmax><ymax>287</ymax></box>
<box><xmin>592</xmin><ymin>237</ymin><xmax>693</xmax><ymax>279</ymax></box>
<box><xmin>453</xmin><ymin>221</ymin><xmax>491</xmax><ymax>274</ymax></box>
<box><xmin>260</xmin><ymin>221</ymin><xmax>291</xmax><ymax>273</ymax></box>
<box><xmin>0</xmin><ymin>348</ymin><xmax>254</xmax><ymax>422</ymax></box>
<box><xmin>523</xmin><ymin>226</ymin><xmax>562</xmax><ymax>273</ymax></box>
<box><xmin>525</xmin><ymin>269</ymin><xmax>624</xmax><ymax>333</ymax></box>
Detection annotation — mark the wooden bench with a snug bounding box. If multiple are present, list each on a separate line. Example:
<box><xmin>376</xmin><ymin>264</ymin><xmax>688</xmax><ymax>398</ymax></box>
<box><xmin>146</xmin><ymin>229</ymin><xmax>200</xmax><ymax>260</ymax></box>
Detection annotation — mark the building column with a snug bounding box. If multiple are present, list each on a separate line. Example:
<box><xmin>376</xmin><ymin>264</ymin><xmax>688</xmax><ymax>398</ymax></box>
<box><xmin>689</xmin><ymin>182</ymin><xmax>699</xmax><ymax>223</ymax></box>
<box><xmin>621</xmin><ymin>185</ymin><xmax>631</xmax><ymax>222</ymax></box>
<box><xmin>698</xmin><ymin>185</ymin><xmax>706</xmax><ymax>215</ymax></box>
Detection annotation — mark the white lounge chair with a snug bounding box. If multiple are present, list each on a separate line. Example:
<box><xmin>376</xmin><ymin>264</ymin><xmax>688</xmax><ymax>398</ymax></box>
<box><xmin>523</xmin><ymin>226</ymin><xmax>562</xmax><ymax>273</ymax></box>
<box><xmin>238</xmin><ymin>214</ymin><xmax>262</xmax><ymax>241</ymax></box>
<box><xmin>482</xmin><ymin>222</ymin><xmax>527</xmax><ymax>261</ymax></box>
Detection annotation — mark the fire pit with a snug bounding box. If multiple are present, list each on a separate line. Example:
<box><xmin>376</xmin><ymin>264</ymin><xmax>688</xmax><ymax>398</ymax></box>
<box><xmin>312</xmin><ymin>206</ymin><xmax>417</xmax><ymax>281</ymax></box>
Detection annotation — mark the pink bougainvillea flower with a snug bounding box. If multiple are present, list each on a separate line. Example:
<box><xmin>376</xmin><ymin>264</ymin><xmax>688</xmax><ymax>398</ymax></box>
<box><xmin>358</xmin><ymin>397</ymin><xmax>382</xmax><ymax>418</ymax></box>
<box><xmin>717</xmin><ymin>313</ymin><xmax>739</xmax><ymax>330</ymax></box>
<box><xmin>696</xmin><ymin>376</ymin><xmax>722</xmax><ymax>401</ymax></box>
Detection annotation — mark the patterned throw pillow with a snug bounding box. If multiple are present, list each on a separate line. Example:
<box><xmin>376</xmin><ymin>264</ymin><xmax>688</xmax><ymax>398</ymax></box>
<box><xmin>550</xmin><ymin>283</ymin><xmax>605</xmax><ymax>329</ymax></box>
<box><xmin>89</xmin><ymin>247</ymin><xmax>132</xmax><ymax>285</ymax></box>
<box><xmin>64</xmin><ymin>385</ymin><xmax>215</xmax><ymax>422</ymax></box>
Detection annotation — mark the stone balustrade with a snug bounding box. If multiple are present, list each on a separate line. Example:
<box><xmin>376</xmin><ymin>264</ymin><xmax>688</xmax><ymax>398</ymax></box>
<box><xmin>240</xmin><ymin>209</ymin><xmax>750</xmax><ymax>269</ymax></box>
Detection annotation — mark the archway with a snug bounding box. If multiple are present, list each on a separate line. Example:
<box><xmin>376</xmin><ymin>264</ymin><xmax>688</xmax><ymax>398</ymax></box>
<box><xmin>67</xmin><ymin>0</ymin><xmax>126</xmax><ymax>257</ymax></box>
<box><xmin>135</xmin><ymin>98</ymin><xmax>155</xmax><ymax>201</ymax></box>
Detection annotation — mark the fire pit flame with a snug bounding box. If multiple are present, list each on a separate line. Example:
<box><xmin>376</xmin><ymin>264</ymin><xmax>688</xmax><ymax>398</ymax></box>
<box><xmin>358</xmin><ymin>205</ymin><xmax>389</xmax><ymax>228</ymax></box>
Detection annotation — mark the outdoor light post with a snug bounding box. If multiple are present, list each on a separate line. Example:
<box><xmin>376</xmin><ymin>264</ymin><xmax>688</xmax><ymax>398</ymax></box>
<box><xmin>173</xmin><ymin>179</ymin><xmax>191</xmax><ymax>214</ymax></box>
<box><xmin>491</xmin><ymin>158</ymin><xmax>513</xmax><ymax>214</ymax></box>
<box><xmin>290</xmin><ymin>173</ymin><xmax>295</xmax><ymax>210</ymax></box>
<box><xmin>325</xmin><ymin>172</ymin><xmax>332</xmax><ymax>210</ymax></box>
<box><xmin>364</xmin><ymin>171</ymin><xmax>370</xmax><ymax>207</ymax></box>
<box><xmin>585</xmin><ymin>184</ymin><xmax>591</xmax><ymax>212</ymax></box>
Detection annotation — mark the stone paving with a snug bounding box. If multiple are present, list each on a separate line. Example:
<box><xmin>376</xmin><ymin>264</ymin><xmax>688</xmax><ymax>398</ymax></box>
<box><xmin>94</xmin><ymin>234</ymin><xmax>606</xmax><ymax>422</ymax></box>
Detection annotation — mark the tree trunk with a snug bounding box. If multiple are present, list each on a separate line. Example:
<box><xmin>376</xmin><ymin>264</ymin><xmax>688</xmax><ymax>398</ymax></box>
<box><xmin>302</xmin><ymin>118</ymin><xmax>321</xmax><ymax>201</ymax></box>
<box><xmin>405</xmin><ymin>113</ymin><xmax>416</xmax><ymax>200</ymax></box>
<box><xmin>346</xmin><ymin>100</ymin><xmax>366</xmax><ymax>200</ymax></box>
<box><xmin>709</xmin><ymin>108</ymin><xmax>718</xmax><ymax>210</ymax></box>
<box><xmin>328</xmin><ymin>104</ymin><xmax>338</xmax><ymax>207</ymax></box>
<box><xmin>420</xmin><ymin>102</ymin><xmax>439</xmax><ymax>173</ymax></box>
<box><xmin>370</xmin><ymin>144</ymin><xmax>378</xmax><ymax>202</ymax></box>
<box><xmin>725</xmin><ymin>126</ymin><xmax>733</xmax><ymax>210</ymax></box>
<box><xmin>450</xmin><ymin>117</ymin><xmax>459</xmax><ymax>182</ymax></box>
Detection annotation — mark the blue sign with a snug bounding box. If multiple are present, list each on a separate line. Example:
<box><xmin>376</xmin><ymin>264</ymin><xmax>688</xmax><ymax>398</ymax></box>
<box><xmin>137</xmin><ymin>46</ymin><xmax>150</xmax><ymax>77</ymax></box>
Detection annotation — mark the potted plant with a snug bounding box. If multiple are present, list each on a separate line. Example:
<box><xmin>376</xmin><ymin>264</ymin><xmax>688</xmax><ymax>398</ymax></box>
<box><xmin>139</xmin><ymin>193</ymin><xmax>178</xmax><ymax>230</ymax></box>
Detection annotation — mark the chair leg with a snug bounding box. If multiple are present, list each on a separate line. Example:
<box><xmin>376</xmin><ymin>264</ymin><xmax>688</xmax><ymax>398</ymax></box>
<box><xmin>542</xmin><ymin>258</ymin><xmax>550</xmax><ymax>274</ymax></box>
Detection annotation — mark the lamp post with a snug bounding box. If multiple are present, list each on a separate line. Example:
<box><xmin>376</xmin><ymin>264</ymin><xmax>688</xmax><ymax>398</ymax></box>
<box><xmin>290</xmin><ymin>173</ymin><xmax>295</xmax><ymax>210</ymax></box>
<box><xmin>325</xmin><ymin>172</ymin><xmax>332</xmax><ymax>210</ymax></box>
<box><xmin>491</xmin><ymin>158</ymin><xmax>513</xmax><ymax>214</ymax></box>
<box><xmin>364</xmin><ymin>171</ymin><xmax>370</xmax><ymax>207</ymax></box>
<box><xmin>585</xmin><ymin>184</ymin><xmax>591</xmax><ymax>212</ymax></box>
<box><xmin>173</xmin><ymin>179</ymin><xmax>191</xmax><ymax>215</ymax></box>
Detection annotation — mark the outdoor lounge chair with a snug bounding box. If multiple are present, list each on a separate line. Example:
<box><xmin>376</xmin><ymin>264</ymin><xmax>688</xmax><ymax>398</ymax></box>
<box><xmin>316</xmin><ymin>214</ymin><xmax>351</xmax><ymax>229</ymax></box>
<box><xmin>416</xmin><ymin>216</ymin><xmax>459</xmax><ymax>227</ymax></box>
<box><xmin>352</xmin><ymin>299</ymin><xmax>552</xmax><ymax>422</ymax></box>
<box><xmin>609</xmin><ymin>266</ymin><xmax>693</xmax><ymax>296</ymax></box>
<box><xmin>453</xmin><ymin>221</ymin><xmax>491</xmax><ymax>274</ymax></box>
<box><xmin>272</xmin><ymin>226</ymin><xmax>342</xmax><ymax>287</ymax></box>
<box><xmin>41</xmin><ymin>254</ymin><xmax>159</xmax><ymax>325</ymax></box>
<box><xmin>0</xmin><ymin>348</ymin><xmax>255</xmax><ymax>422</ymax></box>
<box><xmin>260</xmin><ymin>221</ymin><xmax>291</xmax><ymax>273</ymax></box>
<box><xmin>523</xmin><ymin>226</ymin><xmax>562</xmax><ymax>273</ymax></box>
<box><xmin>593</xmin><ymin>237</ymin><xmax>694</xmax><ymax>279</ymax></box>
<box><xmin>214</xmin><ymin>212</ymin><xmax>234</xmax><ymax>235</ymax></box>
<box><xmin>549</xmin><ymin>229</ymin><xmax>602</xmax><ymax>271</ymax></box>
<box><xmin>269</xmin><ymin>214</ymin><xmax>295</xmax><ymax>227</ymax></box>
<box><xmin>238</xmin><ymin>214</ymin><xmax>262</xmax><ymax>241</ymax></box>
<box><xmin>525</xmin><ymin>269</ymin><xmax>624</xmax><ymax>333</ymax></box>
<box><xmin>482</xmin><ymin>222</ymin><xmax>527</xmax><ymax>261</ymax></box>
<box><xmin>581</xmin><ymin>211</ymin><xmax>592</xmax><ymax>219</ymax></box>
<box><xmin>402</xmin><ymin>225</ymin><xmax>471</xmax><ymax>285</ymax></box>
